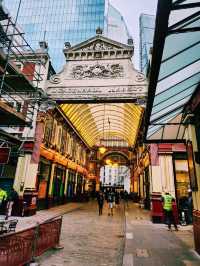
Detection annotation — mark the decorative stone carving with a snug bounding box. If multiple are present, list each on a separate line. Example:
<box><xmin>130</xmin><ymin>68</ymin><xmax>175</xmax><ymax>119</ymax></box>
<box><xmin>81</xmin><ymin>41</ymin><xmax>114</xmax><ymax>51</ymax></box>
<box><xmin>71</xmin><ymin>63</ymin><xmax>124</xmax><ymax>79</ymax></box>
<box><xmin>135</xmin><ymin>73</ymin><xmax>145</xmax><ymax>82</ymax></box>
<box><xmin>49</xmin><ymin>74</ymin><xmax>61</xmax><ymax>84</ymax></box>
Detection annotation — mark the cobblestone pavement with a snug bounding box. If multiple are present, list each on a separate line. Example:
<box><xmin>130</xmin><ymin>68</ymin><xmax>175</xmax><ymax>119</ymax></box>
<box><xmin>123</xmin><ymin>203</ymin><xmax>200</xmax><ymax>266</ymax></box>
<box><xmin>37</xmin><ymin>201</ymin><xmax>125</xmax><ymax>266</ymax></box>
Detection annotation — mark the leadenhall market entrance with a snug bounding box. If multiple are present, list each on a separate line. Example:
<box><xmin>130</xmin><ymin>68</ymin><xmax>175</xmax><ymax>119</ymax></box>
<box><xmin>44</xmin><ymin>32</ymin><xmax>148</xmax><ymax>199</ymax></box>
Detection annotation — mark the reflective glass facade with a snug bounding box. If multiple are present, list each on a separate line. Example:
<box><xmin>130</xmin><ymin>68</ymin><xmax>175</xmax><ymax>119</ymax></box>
<box><xmin>4</xmin><ymin>0</ymin><xmax>130</xmax><ymax>71</ymax></box>
<box><xmin>105</xmin><ymin>4</ymin><xmax>130</xmax><ymax>45</ymax></box>
<box><xmin>139</xmin><ymin>14</ymin><xmax>155</xmax><ymax>75</ymax></box>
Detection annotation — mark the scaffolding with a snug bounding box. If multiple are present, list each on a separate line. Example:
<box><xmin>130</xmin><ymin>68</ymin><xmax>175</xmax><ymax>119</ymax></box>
<box><xmin>0</xmin><ymin>2</ymin><xmax>46</xmax><ymax>127</ymax></box>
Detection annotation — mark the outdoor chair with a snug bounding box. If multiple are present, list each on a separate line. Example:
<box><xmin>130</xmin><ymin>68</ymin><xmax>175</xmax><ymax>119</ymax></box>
<box><xmin>0</xmin><ymin>219</ymin><xmax>18</xmax><ymax>234</ymax></box>
<box><xmin>8</xmin><ymin>219</ymin><xmax>18</xmax><ymax>232</ymax></box>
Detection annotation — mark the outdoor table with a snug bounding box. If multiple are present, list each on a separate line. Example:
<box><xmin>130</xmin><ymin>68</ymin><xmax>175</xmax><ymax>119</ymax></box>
<box><xmin>0</xmin><ymin>219</ymin><xmax>18</xmax><ymax>234</ymax></box>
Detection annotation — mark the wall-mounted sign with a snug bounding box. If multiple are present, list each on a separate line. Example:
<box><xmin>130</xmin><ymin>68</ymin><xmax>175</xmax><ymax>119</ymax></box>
<box><xmin>46</xmin><ymin>85</ymin><xmax>147</xmax><ymax>103</ymax></box>
<box><xmin>187</xmin><ymin>140</ymin><xmax>198</xmax><ymax>191</ymax></box>
<box><xmin>0</xmin><ymin>147</ymin><xmax>11</xmax><ymax>164</ymax></box>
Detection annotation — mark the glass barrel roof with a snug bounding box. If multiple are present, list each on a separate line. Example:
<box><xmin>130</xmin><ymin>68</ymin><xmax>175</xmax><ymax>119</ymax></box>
<box><xmin>61</xmin><ymin>103</ymin><xmax>143</xmax><ymax>147</ymax></box>
<box><xmin>146</xmin><ymin>0</ymin><xmax>200</xmax><ymax>141</ymax></box>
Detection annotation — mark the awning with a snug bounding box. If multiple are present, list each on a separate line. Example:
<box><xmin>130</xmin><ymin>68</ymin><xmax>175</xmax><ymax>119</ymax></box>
<box><xmin>145</xmin><ymin>0</ymin><xmax>200</xmax><ymax>142</ymax></box>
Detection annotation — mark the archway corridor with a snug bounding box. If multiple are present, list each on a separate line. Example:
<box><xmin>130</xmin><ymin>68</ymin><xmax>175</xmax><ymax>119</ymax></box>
<box><xmin>58</xmin><ymin>102</ymin><xmax>143</xmax><ymax>196</ymax></box>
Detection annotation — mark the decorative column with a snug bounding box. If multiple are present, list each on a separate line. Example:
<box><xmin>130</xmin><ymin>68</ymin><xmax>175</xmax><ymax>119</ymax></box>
<box><xmin>48</xmin><ymin>163</ymin><xmax>56</xmax><ymax>207</ymax></box>
<box><xmin>64</xmin><ymin>168</ymin><xmax>69</xmax><ymax>200</ymax></box>
<box><xmin>74</xmin><ymin>171</ymin><xmax>78</xmax><ymax>195</ymax></box>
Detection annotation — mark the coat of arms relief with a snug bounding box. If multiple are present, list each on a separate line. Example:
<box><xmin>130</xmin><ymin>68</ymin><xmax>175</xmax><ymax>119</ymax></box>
<box><xmin>71</xmin><ymin>63</ymin><xmax>124</xmax><ymax>79</ymax></box>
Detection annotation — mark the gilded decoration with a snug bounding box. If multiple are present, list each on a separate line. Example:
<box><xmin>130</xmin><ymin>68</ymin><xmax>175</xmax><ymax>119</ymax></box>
<box><xmin>71</xmin><ymin>63</ymin><xmax>124</xmax><ymax>79</ymax></box>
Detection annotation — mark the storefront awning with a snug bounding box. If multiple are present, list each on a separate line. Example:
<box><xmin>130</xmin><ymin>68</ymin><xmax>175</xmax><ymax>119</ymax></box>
<box><xmin>145</xmin><ymin>0</ymin><xmax>200</xmax><ymax>142</ymax></box>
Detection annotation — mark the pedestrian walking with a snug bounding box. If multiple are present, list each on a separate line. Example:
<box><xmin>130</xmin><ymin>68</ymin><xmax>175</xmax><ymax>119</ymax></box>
<box><xmin>97</xmin><ymin>191</ymin><xmax>104</xmax><ymax>216</ymax></box>
<box><xmin>107</xmin><ymin>190</ymin><xmax>115</xmax><ymax>216</ymax></box>
<box><xmin>124</xmin><ymin>190</ymin><xmax>129</xmax><ymax>208</ymax></box>
<box><xmin>115</xmin><ymin>191</ymin><xmax>120</xmax><ymax>209</ymax></box>
<box><xmin>187</xmin><ymin>189</ymin><xmax>193</xmax><ymax>224</ymax></box>
<box><xmin>162</xmin><ymin>191</ymin><xmax>178</xmax><ymax>231</ymax></box>
<box><xmin>5</xmin><ymin>188</ymin><xmax>19</xmax><ymax>219</ymax></box>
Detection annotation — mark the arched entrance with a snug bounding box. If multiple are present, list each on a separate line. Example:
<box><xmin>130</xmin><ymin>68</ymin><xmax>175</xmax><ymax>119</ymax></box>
<box><xmin>100</xmin><ymin>152</ymin><xmax>131</xmax><ymax>192</ymax></box>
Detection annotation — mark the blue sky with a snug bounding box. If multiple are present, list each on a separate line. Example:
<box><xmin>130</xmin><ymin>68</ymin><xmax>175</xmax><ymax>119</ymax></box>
<box><xmin>110</xmin><ymin>0</ymin><xmax>158</xmax><ymax>70</ymax></box>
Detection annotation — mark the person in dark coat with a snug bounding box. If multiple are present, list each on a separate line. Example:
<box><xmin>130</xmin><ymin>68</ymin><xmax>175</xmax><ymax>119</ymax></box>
<box><xmin>115</xmin><ymin>191</ymin><xmax>120</xmax><ymax>208</ymax></box>
<box><xmin>187</xmin><ymin>190</ymin><xmax>193</xmax><ymax>224</ymax></box>
<box><xmin>97</xmin><ymin>191</ymin><xmax>104</xmax><ymax>216</ymax></box>
<box><xmin>6</xmin><ymin>188</ymin><xmax>19</xmax><ymax>219</ymax></box>
<box><xmin>107</xmin><ymin>190</ymin><xmax>115</xmax><ymax>216</ymax></box>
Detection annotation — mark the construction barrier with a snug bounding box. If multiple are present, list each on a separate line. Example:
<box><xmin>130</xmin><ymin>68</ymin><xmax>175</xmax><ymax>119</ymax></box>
<box><xmin>0</xmin><ymin>216</ymin><xmax>62</xmax><ymax>266</ymax></box>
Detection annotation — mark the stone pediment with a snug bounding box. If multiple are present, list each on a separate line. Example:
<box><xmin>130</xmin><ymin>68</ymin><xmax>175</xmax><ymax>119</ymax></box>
<box><xmin>64</xmin><ymin>35</ymin><xmax>134</xmax><ymax>61</ymax></box>
<box><xmin>46</xmin><ymin>34</ymin><xmax>147</xmax><ymax>104</ymax></box>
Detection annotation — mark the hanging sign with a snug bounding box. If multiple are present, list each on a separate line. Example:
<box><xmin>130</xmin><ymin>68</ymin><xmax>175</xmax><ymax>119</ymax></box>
<box><xmin>0</xmin><ymin>147</ymin><xmax>11</xmax><ymax>164</ymax></box>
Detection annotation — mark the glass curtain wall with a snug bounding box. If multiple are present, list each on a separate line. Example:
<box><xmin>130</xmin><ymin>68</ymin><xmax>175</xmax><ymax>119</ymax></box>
<box><xmin>4</xmin><ymin>0</ymin><xmax>131</xmax><ymax>71</ymax></box>
<box><xmin>139</xmin><ymin>14</ymin><xmax>155</xmax><ymax>75</ymax></box>
<box><xmin>105</xmin><ymin>3</ymin><xmax>130</xmax><ymax>45</ymax></box>
<box><xmin>4</xmin><ymin>0</ymin><xmax>105</xmax><ymax>71</ymax></box>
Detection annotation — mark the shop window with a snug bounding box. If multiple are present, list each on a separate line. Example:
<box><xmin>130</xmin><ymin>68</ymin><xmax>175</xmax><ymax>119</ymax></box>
<box><xmin>175</xmin><ymin>160</ymin><xmax>190</xmax><ymax>200</ymax></box>
<box><xmin>37</xmin><ymin>161</ymin><xmax>51</xmax><ymax>199</ymax></box>
<box><xmin>57</xmin><ymin>127</ymin><xmax>62</xmax><ymax>150</ymax></box>
<box><xmin>61</xmin><ymin>129</ymin><xmax>67</xmax><ymax>154</ymax></box>
<box><xmin>44</xmin><ymin>118</ymin><xmax>53</xmax><ymax>145</ymax></box>
<box><xmin>51</xmin><ymin>120</ymin><xmax>57</xmax><ymax>145</ymax></box>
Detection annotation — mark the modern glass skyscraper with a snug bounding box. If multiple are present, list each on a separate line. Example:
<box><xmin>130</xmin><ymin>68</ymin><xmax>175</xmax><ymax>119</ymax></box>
<box><xmin>105</xmin><ymin>3</ymin><xmax>131</xmax><ymax>45</ymax></box>
<box><xmin>4</xmin><ymin>0</ymin><xmax>130</xmax><ymax>71</ymax></box>
<box><xmin>139</xmin><ymin>14</ymin><xmax>155</xmax><ymax>75</ymax></box>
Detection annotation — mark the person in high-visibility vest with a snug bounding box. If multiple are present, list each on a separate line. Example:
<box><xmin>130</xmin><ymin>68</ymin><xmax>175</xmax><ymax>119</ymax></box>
<box><xmin>0</xmin><ymin>187</ymin><xmax>7</xmax><ymax>215</ymax></box>
<box><xmin>162</xmin><ymin>192</ymin><xmax>178</xmax><ymax>231</ymax></box>
<box><xmin>0</xmin><ymin>187</ymin><xmax>7</xmax><ymax>204</ymax></box>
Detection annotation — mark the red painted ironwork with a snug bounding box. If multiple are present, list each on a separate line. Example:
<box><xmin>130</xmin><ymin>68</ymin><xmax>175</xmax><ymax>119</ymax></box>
<box><xmin>151</xmin><ymin>192</ymin><xmax>164</xmax><ymax>223</ymax></box>
<box><xmin>193</xmin><ymin>210</ymin><xmax>200</xmax><ymax>255</ymax></box>
<box><xmin>0</xmin><ymin>216</ymin><xmax>62</xmax><ymax>266</ymax></box>
<box><xmin>35</xmin><ymin>218</ymin><xmax>62</xmax><ymax>257</ymax></box>
<box><xmin>0</xmin><ymin>147</ymin><xmax>11</xmax><ymax>164</ymax></box>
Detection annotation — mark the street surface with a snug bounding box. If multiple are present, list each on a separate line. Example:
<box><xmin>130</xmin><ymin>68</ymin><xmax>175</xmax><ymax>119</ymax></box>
<box><xmin>33</xmin><ymin>201</ymin><xmax>200</xmax><ymax>266</ymax></box>
<box><xmin>38</xmin><ymin>201</ymin><xmax>125</xmax><ymax>266</ymax></box>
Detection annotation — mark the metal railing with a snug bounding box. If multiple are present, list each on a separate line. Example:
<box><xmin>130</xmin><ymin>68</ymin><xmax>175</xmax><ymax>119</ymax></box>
<box><xmin>0</xmin><ymin>215</ymin><xmax>62</xmax><ymax>266</ymax></box>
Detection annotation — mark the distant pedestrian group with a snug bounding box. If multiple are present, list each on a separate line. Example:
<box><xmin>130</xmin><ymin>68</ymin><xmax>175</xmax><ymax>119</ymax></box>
<box><xmin>97</xmin><ymin>189</ymin><xmax>127</xmax><ymax>216</ymax></box>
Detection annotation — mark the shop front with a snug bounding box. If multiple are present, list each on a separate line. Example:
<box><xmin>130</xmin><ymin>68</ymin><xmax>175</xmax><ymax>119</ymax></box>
<box><xmin>52</xmin><ymin>164</ymin><xmax>66</xmax><ymax>206</ymax></box>
<box><xmin>37</xmin><ymin>158</ymin><xmax>52</xmax><ymax>210</ymax></box>
<box><xmin>66</xmin><ymin>170</ymin><xmax>76</xmax><ymax>201</ymax></box>
<box><xmin>173</xmin><ymin>155</ymin><xmax>191</xmax><ymax>203</ymax></box>
<box><xmin>39</xmin><ymin>145</ymin><xmax>88</xmax><ymax>208</ymax></box>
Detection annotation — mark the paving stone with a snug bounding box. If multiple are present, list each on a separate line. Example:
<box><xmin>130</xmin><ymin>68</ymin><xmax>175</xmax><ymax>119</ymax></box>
<box><xmin>123</xmin><ymin>202</ymin><xmax>200</xmax><ymax>266</ymax></box>
<box><xmin>135</xmin><ymin>249</ymin><xmax>149</xmax><ymax>258</ymax></box>
<box><xmin>37</xmin><ymin>201</ymin><xmax>125</xmax><ymax>266</ymax></box>
<box><xmin>123</xmin><ymin>254</ymin><xmax>134</xmax><ymax>266</ymax></box>
<box><xmin>126</xmin><ymin>232</ymin><xmax>133</xmax><ymax>239</ymax></box>
<box><xmin>16</xmin><ymin>201</ymin><xmax>200</xmax><ymax>266</ymax></box>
